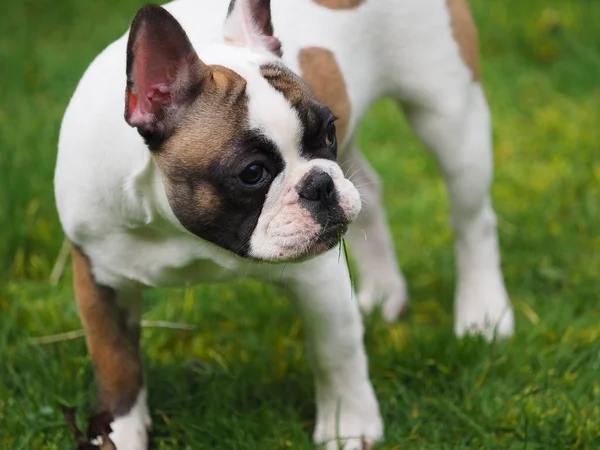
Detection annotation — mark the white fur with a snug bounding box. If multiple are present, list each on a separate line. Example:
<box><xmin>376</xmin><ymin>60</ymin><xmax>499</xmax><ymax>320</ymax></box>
<box><xmin>402</xmin><ymin>83</ymin><xmax>514</xmax><ymax>338</ymax></box>
<box><xmin>55</xmin><ymin>0</ymin><xmax>514</xmax><ymax>448</ymax></box>
<box><xmin>277</xmin><ymin>250</ymin><xmax>383</xmax><ymax>449</ymax></box>
<box><xmin>109</xmin><ymin>389</ymin><xmax>151</xmax><ymax>450</ymax></box>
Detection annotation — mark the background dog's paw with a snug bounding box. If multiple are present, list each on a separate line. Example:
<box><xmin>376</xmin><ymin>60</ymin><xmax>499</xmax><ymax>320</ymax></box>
<box><xmin>454</xmin><ymin>269</ymin><xmax>515</xmax><ymax>340</ymax></box>
<box><xmin>357</xmin><ymin>275</ymin><xmax>408</xmax><ymax>323</ymax></box>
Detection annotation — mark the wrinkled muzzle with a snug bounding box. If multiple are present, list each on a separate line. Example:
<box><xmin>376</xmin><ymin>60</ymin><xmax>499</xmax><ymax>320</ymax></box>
<box><xmin>248</xmin><ymin>160</ymin><xmax>361</xmax><ymax>262</ymax></box>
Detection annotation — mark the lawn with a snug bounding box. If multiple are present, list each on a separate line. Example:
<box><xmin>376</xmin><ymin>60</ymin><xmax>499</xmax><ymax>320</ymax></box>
<box><xmin>1</xmin><ymin>0</ymin><xmax>599</xmax><ymax>448</ymax></box>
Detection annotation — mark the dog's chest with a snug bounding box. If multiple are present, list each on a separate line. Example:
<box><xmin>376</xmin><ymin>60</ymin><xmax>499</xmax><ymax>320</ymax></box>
<box><xmin>89</xmin><ymin>229</ymin><xmax>244</xmax><ymax>290</ymax></box>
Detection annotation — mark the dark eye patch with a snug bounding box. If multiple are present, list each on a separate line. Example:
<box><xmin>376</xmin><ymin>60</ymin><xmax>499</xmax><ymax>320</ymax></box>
<box><xmin>221</xmin><ymin>129</ymin><xmax>284</xmax><ymax>177</ymax></box>
<box><xmin>244</xmin><ymin>130</ymin><xmax>285</xmax><ymax>169</ymax></box>
<box><xmin>160</xmin><ymin>115</ymin><xmax>285</xmax><ymax>257</ymax></box>
<box><xmin>202</xmin><ymin>129</ymin><xmax>284</xmax><ymax>200</ymax></box>
<box><xmin>298</xmin><ymin>103</ymin><xmax>338</xmax><ymax>161</ymax></box>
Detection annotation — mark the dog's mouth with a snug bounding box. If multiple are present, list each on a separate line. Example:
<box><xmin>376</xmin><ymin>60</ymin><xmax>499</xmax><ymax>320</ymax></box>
<box><xmin>244</xmin><ymin>220</ymin><xmax>351</xmax><ymax>264</ymax></box>
<box><xmin>318</xmin><ymin>222</ymin><xmax>348</xmax><ymax>247</ymax></box>
<box><xmin>306</xmin><ymin>222</ymin><xmax>349</xmax><ymax>256</ymax></box>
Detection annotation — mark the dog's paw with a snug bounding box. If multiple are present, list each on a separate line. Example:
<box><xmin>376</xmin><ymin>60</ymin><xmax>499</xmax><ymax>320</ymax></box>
<box><xmin>319</xmin><ymin>436</ymin><xmax>375</xmax><ymax>450</ymax></box>
<box><xmin>357</xmin><ymin>274</ymin><xmax>408</xmax><ymax>323</ymax></box>
<box><xmin>313</xmin><ymin>381</ymin><xmax>383</xmax><ymax>450</ymax></box>
<box><xmin>454</xmin><ymin>269</ymin><xmax>514</xmax><ymax>340</ymax></box>
<box><xmin>109</xmin><ymin>390</ymin><xmax>151</xmax><ymax>450</ymax></box>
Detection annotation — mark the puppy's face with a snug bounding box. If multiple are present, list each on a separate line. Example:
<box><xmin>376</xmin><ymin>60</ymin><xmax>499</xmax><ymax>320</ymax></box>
<box><xmin>125</xmin><ymin>3</ymin><xmax>360</xmax><ymax>262</ymax></box>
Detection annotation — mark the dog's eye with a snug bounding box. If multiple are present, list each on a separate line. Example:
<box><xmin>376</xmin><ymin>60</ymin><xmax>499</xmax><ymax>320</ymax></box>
<box><xmin>239</xmin><ymin>163</ymin><xmax>267</xmax><ymax>185</ymax></box>
<box><xmin>325</xmin><ymin>122</ymin><xmax>337</xmax><ymax>149</ymax></box>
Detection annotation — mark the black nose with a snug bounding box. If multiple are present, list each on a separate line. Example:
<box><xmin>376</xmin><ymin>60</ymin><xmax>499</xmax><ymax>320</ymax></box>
<box><xmin>299</xmin><ymin>171</ymin><xmax>335</xmax><ymax>202</ymax></box>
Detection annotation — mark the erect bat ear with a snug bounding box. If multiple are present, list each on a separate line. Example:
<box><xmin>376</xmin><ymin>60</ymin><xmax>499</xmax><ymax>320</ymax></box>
<box><xmin>223</xmin><ymin>0</ymin><xmax>282</xmax><ymax>57</ymax></box>
<box><xmin>125</xmin><ymin>4</ymin><xmax>209</xmax><ymax>144</ymax></box>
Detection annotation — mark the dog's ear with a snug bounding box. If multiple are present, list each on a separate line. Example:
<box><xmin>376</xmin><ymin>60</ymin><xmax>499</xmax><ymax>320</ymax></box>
<box><xmin>125</xmin><ymin>4</ymin><xmax>209</xmax><ymax>144</ymax></box>
<box><xmin>223</xmin><ymin>0</ymin><xmax>282</xmax><ymax>57</ymax></box>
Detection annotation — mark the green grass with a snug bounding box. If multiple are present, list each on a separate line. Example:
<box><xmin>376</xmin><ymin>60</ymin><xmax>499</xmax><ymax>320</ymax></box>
<box><xmin>1</xmin><ymin>0</ymin><xmax>599</xmax><ymax>448</ymax></box>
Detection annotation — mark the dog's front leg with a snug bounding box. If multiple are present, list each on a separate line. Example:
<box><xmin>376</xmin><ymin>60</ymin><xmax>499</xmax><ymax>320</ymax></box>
<box><xmin>282</xmin><ymin>250</ymin><xmax>383</xmax><ymax>450</ymax></box>
<box><xmin>72</xmin><ymin>246</ymin><xmax>150</xmax><ymax>450</ymax></box>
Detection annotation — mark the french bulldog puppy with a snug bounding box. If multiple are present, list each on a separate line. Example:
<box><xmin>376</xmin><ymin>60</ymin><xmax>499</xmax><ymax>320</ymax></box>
<box><xmin>55</xmin><ymin>0</ymin><xmax>514</xmax><ymax>448</ymax></box>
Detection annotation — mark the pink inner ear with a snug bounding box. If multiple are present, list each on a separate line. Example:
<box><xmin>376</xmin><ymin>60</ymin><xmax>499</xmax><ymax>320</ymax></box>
<box><xmin>128</xmin><ymin>83</ymin><xmax>172</xmax><ymax>126</ymax></box>
<box><xmin>264</xmin><ymin>36</ymin><xmax>282</xmax><ymax>57</ymax></box>
<box><xmin>125</xmin><ymin>5</ymin><xmax>207</xmax><ymax>132</ymax></box>
<box><xmin>127</xmin><ymin>40</ymin><xmax>175</xmax><ymax>126</ymax></box>
<box><xmin>225</xmin><ymin>0</ymin><xmax>282</xmax><ymax>56</ymax></box>
<box><xmin>145</xmin><ymin>83</ymin><xmax>172</xmax><ymax>109</ymax></box>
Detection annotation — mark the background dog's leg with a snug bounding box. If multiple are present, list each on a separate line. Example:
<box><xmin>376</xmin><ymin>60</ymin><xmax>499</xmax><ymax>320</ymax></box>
<box><xmin>282</xmin><ymin>251</ymin><xmax>383</xmax><ymax>450</ymax></box>
<box><xmin>380</xmin><ymin>0</ymin><xmax>514</xmax><ymax>339</ymax></box>
<box><xmin>341</xmin><ymin>142</ymin><xmax>408</xmax><ymax>321</ymax></box>
<box><xmin>72</xmin><ymin>246</ymin><xmax>150</xmax><ymax>450</ymax></box>
<box><xmin>400</xmin><ymin>82</ymin><xmax>514</xmax><ymax>339</ymax></box>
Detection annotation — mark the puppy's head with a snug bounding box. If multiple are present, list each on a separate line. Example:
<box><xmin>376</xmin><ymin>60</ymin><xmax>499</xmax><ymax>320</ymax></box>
<box><xmin>125</xmin><ymin>1</ymin><xmax>360</xmax><ymax>262</ymax></box>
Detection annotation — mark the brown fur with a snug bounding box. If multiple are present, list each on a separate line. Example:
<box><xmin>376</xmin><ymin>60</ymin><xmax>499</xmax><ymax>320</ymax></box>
<box><xmin>156</xmin><ymin>65</ymin><xmax>247</xmax><ymax>171</ymax></box>
<box><xmin>446</xmin><ymin>0</ymin><xmax>480</xmax><ymax>81</ymax></box>
<box><xmin>72</xmin><ymin>245</ymin><xmax>142</xmax><ymax>415</ymax></box>
<box><xmin>298</xmin><ymin>47</ymin><xmax>351</xmax><ymax>143</ymax></box>
<box><xmin>260</xmin><ymin>63</ymin><xmax>314</xmax><ymax>110</ymax></box>
<box><xmin>154</xmin><ymin>64</ymin><xmax>248</xmax><ymax>218</ymax></box>
<box><xmin>312</xmin><ymin>0</ymin><xmax>365</xmax><ymax>10</ymax></box>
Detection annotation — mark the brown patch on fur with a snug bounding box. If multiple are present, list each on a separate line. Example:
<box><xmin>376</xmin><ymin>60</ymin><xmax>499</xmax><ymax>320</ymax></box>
<box><xmin>260</xmin><ymin>64</ymin><xmax>312</xmax><ymax>110</ymax></box>
<box><xmin>298</xmin><ymin>47</ymin><xmax>351</xmax><ymax>143</ymax></box>
<box><xmin>150</xmin><ymin>64</ymin><xmax>249</xmax><ymax>240</ymax></box>
<box><xmin>154</xmin><ymin>64</ymin><xmax>247</xmax><ymax>213</ymax></box>
<box><xmin>312</xmin><ymin>0</ymin><xmax>365</xmax><ymax>10</ymax></box>
<box><xmin>211</xmin><ymin>68</ymin><xmax>236</xmax><ymax>89</ymax></box>
<box><xmin>72</xmin><ymin>246</ymin><xmax>142</xmax><ymax>416</ymax></box>
<box><xmin>446</xmin><ymin>0</ymin><xmax>480</xmax><ymax>81</ymax></box>
<box><xmin>155</xmin><ymin>65</ymin><xmax>247</xmax><ymax>172</ymax></box>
